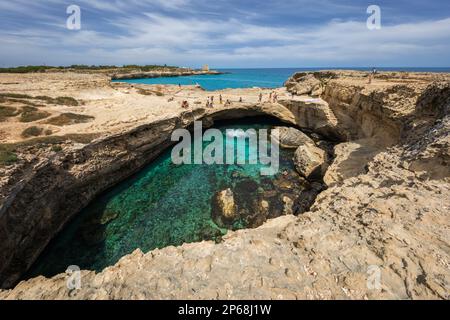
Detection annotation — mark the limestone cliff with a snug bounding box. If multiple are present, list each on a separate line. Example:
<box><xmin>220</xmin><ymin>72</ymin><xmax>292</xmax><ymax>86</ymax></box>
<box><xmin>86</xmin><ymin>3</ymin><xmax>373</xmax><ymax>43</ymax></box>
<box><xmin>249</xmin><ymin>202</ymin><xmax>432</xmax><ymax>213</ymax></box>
<box><xmin>0</xmin><ymin>71</ymin><xmax>449</xmax><ymax>299</ymax></box>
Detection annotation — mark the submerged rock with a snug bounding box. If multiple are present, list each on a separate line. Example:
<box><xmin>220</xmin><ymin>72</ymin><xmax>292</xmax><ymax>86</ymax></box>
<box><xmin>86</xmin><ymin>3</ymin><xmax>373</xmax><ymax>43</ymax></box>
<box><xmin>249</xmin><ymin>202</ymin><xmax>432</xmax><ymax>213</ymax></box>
<box><xmin>282</xmin><ymin>196</ymin><xmax>294</xmax><ymax>215</ymax></box>
<box><xmin>100</xmin><ymin>209</ymin><xmax>119</xmax><ymax>225</ymax></box>
<box><xmin>212</xmin><ymin>189</ymin><xmax>237</xmax><ymax>227</ymax></box>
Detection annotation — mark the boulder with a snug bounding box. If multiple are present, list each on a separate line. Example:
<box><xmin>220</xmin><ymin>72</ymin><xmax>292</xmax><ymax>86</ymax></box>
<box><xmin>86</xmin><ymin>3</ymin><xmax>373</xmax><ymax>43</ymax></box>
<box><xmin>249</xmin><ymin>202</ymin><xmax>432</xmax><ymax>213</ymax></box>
<box><xmin>272</xmin><ymin>127</ymin><xmax>315</xmax><ymax>149</ymax></box>
<box><xmin>286</xmin><ymin>74</ymin><xmax>322</xmax><ymax>96</ymax></box>
<box><xmin>293</xmin><ymin>144</ymin><xmax>326</xmax><ymax>179</ymax></box>
<box><xmin>293</xmin><ymin>182</ymin><xmax>325</xmax><ymax>214</ymax></box>
<box><xmin>282</xmin><ymin>196</ymin><xmax>294</xmax><ymax>215</ymax></box>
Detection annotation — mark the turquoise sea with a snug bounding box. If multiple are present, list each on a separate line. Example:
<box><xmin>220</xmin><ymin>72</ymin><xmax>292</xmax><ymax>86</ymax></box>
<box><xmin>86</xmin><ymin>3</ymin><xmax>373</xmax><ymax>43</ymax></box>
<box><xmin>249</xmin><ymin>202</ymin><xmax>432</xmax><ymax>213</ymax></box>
<box><xmin>114</xmin><ymin>67</ymin><xmax>450</xmax><ymax>91</ymax></box>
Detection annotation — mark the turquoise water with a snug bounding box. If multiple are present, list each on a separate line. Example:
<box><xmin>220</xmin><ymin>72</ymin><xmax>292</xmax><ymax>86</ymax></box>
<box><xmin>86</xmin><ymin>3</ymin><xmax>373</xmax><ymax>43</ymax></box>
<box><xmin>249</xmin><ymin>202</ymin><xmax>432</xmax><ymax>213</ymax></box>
<box><xmin>115</xmin><ymin>68</ymin><xmax>302</xmax><ymax>91</ymax></box>
<box><xmin>113</xmin><ymin>67</ymin><xmax>450</xmax><ymax>91</ymax></box>
<box><xmin>28</xmin><ymin>119</ymin><xmax>306</xmax><ymax>278</ymax></box>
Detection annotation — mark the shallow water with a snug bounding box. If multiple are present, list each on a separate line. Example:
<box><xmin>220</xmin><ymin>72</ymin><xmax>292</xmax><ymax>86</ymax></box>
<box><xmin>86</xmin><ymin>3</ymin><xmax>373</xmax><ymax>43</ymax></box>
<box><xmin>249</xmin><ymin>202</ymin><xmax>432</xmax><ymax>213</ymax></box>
<box><xmin>28</xmin><ymin>119</ymin><xmax>305</xmax><ymax>278</ymax></box>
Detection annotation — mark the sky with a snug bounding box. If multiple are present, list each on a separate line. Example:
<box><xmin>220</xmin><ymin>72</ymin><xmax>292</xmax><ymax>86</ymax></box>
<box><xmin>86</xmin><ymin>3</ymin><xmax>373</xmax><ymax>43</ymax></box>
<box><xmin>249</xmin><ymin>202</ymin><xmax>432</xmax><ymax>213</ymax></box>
<box><xmin>0</xmin><ymin>0</ymin><xmax>450</xmax><ymax>68</ymax></box>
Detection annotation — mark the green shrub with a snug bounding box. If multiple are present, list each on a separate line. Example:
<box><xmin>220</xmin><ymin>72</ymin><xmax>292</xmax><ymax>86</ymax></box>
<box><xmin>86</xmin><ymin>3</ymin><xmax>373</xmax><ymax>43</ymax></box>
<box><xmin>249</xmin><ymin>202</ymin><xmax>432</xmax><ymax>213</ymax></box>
<box><xmin>20</xmin><ymin>106</ymin><xmax>50</xmax><ymax>122</ymax></box>
<box><xmin>137</xmin><ymin>88</ymin><xmax>164</xmax><ymax>96</ymax></box>
<box><xmin>0</xmin><ymin>106</ymin><xmax>19</xmax><ymax>121</ymax></box>
<box><xmin>0</xmin><ymin>150</ymin><xmax>18</xmax><ymax>166</ymax></box>
<box><xmin>137</xmin><ymin>88</ymin><xmax>152</xmax><ymax>96</ymax></box>
<box><xmin>21</xmin><ymin>126</ymin><xmax>44</xmax><ymax>138</ymax></box>
<box><xmin>0</xmin><ymin>93</ymin><xmax>33</xmax><ymax>99</ymax></box>
<box><xmin>44</xmin><ymin>113</ymin><xmax>94</xmax><ymax>126</ymax></box>
<box><xmin>0</xmin><ymin>65</ymin><xmax>180</xmax><ymax>73</ymax></box>
<box><xmin>0</xmin><ymin>93</ymin><xmax>79</xmax><ymax>107</ymax></box>
<box><xmin>35</xmin><ymin>95</ymin><xmax>79</xmax><ymax>106</ymax></box>
<box><xmin>51</xmin><ymin>145</ymin><xmax>63</xmax><ymax>152</ymax></box>
<box><xmin>54</xmin><ymin>96</ymin><xmax>79</xmax><ymax>106</ymax></box>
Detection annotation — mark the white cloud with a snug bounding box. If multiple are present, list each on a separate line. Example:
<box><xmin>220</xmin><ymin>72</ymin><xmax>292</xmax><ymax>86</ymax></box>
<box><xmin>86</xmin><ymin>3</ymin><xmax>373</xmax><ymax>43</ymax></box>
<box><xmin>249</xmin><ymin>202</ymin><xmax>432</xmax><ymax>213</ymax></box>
<box><xmin>0</xmin><ymin>2</ymin><xmax>449</xmax><ymax>67</ymax></box>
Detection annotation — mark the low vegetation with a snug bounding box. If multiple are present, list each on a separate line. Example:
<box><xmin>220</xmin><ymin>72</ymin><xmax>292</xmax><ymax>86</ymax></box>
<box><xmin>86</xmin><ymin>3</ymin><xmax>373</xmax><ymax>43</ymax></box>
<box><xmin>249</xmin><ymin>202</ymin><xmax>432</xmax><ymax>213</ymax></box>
<box><xmin>0</xmin><ymin>65</ymin><xmax>180</xmax><ymax>73</ymax></box>
<box><xmin>0</xmin><ymin>106</ymin><xmax>19</xmax><ymax>121</ymax></box>
<box><xmin>44</xmin><ymin>113</ymin><xmax>94</xmax><ymax>126</ymax></box>
<box><xmin>0</xmin><ymin>149</ymin><xmax>18</xmax><ymax>166</ymax></box>
<box><xmin>0</xmin><ymin>133</ymin><xmax>100</xmax><ymax>166</ymax></box>
<box><xmin>122</xmin><ymin>65</ymin><xmax>179</xmax><ymax>72</ymax></box>
<box><xmin>19</xmin><ymin>106</ymin><xmax>51</xmax><ymax>123</ymax></box>
<box><xmin>137</xmin><ymin>88</ymin><xmax>164</xmax><ymax>96</ymax></box>
<box><xmin>0</xmin><ymin>93</ymin><xmax>80</xmax><ymax>107</ymax></box>
<box><xmin>51</xmin><ymin>145</ymin><xmax>63</xmax><ymax>152</ymax></box>
<box><xmin>19</xmin><ymin>133</ymin><xmax>99</xmax><ymax>146</ymax></box>
<box><xmin>21</xmin><ymin>126</ymin><xmax>43</xmax><ymax>138</ymax></box>
<box><xmin>0</xmin><ymin>93</ymin><xmax>33</xmax><ymax>99</ymax></box>
<box><xmin>35</xmin><ymin>96</ymin><xmax>79</xmax><ymax>106</ymax></box>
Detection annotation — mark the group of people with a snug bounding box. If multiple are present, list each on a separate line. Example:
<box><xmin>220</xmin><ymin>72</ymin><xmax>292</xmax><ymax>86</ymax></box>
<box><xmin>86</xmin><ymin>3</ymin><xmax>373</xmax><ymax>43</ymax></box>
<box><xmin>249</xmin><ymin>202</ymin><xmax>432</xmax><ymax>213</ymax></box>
<box><xmin>204</xmin><ymin>94</ymin><xmax>244</xmax><ymax>108</ymax></box>
<box><xmin>368</xmin><ymin>68</ymin><xmax>378</xmax><ymax>84</ymax></box>
<box><xmin>181</xmin><ymin>93</ymin><xmax>249</xmax><ymax>109</ymax></box>
<box><xmin>258</xmin><ymin>91</ymin><xmax>278</xmax><ymax>103</ymax></box>
<box><xmin>206</xmin><ymin>95</ymin><xmax>215</xmax><ymax>108</ymax></box>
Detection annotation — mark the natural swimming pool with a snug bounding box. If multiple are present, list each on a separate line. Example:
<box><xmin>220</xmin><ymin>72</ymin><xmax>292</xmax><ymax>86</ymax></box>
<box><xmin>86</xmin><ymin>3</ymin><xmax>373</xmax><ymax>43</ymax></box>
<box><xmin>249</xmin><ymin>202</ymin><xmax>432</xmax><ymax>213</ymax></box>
<box><xmin>28</xmin><ymin>118</ymin><xmax>308</xmax><ymax>278</ymax></box>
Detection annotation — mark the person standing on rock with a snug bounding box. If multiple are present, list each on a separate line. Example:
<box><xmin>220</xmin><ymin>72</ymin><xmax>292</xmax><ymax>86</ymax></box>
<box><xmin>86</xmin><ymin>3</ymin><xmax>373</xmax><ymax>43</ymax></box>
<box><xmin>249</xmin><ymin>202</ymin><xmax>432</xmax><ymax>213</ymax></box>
<box><xmin>219</xmin><ymin>94</ymin><xmax>223</xmax><ymax>104</ymax></box>
<box><xmin>259</xmin><ymin>92</ymin><xmax>263</xmax><ymax>103</ymax></box>
<box><xmin>272</xmin><ymin>93</ymin><xmax>278</xmax><ymax>103</ymax></box>
<box><xmin>368</xmin><ymin>68</ymin><xmax>377</xmax><ymax>84</ymax></box>
<box><xmin>269</xmin><ymin>92</ymin><xmax>273</xmax><ymax>102</ymax></box>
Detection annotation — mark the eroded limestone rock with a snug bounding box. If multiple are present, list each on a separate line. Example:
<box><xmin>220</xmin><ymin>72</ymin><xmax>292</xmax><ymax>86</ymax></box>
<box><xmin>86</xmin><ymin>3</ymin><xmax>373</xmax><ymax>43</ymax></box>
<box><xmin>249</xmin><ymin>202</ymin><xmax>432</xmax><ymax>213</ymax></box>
<box><xmin>1</xmin><ymin>71</ymin><xmax>449</xmax><ymax>300</ymax></box>
<box><xmin>285</xmin><ymin>74</ymin><xmax>323</xmax><ymax>96</ymax></box>
<box><xmin>293</xmin><ymin>144</ymin><xmax>327</xmax><ymax>179</ymax></box>
<box><xmin>272</xmin><ymin>126</ymin><xmax>315</xmax><ymax>149</ymax></box>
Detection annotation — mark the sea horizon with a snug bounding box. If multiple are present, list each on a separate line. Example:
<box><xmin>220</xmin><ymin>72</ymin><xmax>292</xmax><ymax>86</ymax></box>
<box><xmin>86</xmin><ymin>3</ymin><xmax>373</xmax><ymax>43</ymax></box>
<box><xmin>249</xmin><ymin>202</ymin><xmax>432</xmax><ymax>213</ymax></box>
<box><xmin>115</xmin><ymin>66</ymin><xmax>450</xmax><ymax>91</ymax></box>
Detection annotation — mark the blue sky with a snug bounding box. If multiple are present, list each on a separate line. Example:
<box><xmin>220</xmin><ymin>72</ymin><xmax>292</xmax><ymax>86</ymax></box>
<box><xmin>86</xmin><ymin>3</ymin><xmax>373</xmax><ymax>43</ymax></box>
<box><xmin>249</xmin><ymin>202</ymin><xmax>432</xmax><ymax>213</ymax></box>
<box><xmin>1</xmin><ymin>0</ymin><xmax>449</xmax><ymax>68</ymax></box>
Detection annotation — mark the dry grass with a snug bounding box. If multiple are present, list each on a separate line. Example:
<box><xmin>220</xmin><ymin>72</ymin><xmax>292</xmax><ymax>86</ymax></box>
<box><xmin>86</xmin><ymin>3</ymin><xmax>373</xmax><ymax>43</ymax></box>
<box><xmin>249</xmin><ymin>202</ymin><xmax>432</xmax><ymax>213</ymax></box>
<box><xmin>0</xmin><ymin>93</ymin><xmax>80</xmax><ymax>107</ymax></box>
<box><xmin>0</xmin><ymin>133</ymin><xmax>100</xmax><ymax>166</ymax></box>
<box><xmin>137</xmin><ymin>88</ymin><xmax>164</xmax><ymax>96</ymax></box>
<box><xmin>44</xmin><ymin>113</ymin><xmax>94</xmax><ymax>126</ymax></box>
<box><xmin>0</xmin><ymin>106</ymin><xmax>19</xmax><ymax>121</ymax></box>
<box><xmin>21</xmin><ymin>126</ymin><xmax>43</xmax><ymax>138</ymax></box>
<box><xmin>35</xmin><ymin>96</ymin><xmax>79</xmax><ymax>106</ymax></box>
<box><xmin>19</xmin><ymin>106</ymin><xmax>51</xmax><ymax>123</ymax></box>
<box><xmin>0</xmin><ymin>150</ymin><xmax>18</xmax><ymax>166</ymax></box>
<box><xmin>0</xmin><ymin>93</ymin><xmax>33</xmax><ymax>99</ymax></box>
<box><xmin>20</xmin><ymin>133</ymin><xmax>99</xmax><ymax>146</ymax></box>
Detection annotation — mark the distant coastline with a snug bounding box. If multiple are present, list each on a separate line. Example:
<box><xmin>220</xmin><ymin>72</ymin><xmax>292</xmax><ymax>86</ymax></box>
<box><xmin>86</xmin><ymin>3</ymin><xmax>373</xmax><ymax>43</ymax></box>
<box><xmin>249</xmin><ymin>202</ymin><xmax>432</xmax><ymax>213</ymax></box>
<box><xmin>112</xmin><ymin>67</ymin><xmax>450</xmax><ymax>91</ymax></box>
<box><xmin>111</xmin><ymin>69</ymin><xmax>225</xmax><ymax>81</ymax></box>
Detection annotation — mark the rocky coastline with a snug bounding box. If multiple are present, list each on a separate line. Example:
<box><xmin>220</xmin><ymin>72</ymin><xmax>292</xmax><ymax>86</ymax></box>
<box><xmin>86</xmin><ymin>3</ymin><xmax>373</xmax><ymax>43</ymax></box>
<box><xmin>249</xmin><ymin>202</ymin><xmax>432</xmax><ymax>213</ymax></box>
<box><xmin>0</xmin><ymin>70</ymin><xmax>449</xmax><ymax>299</ymax></box>
<box><xmin>111</xmin><ymin>70</ymin><xmax>224</xmax><ymax>80</ymax></box>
